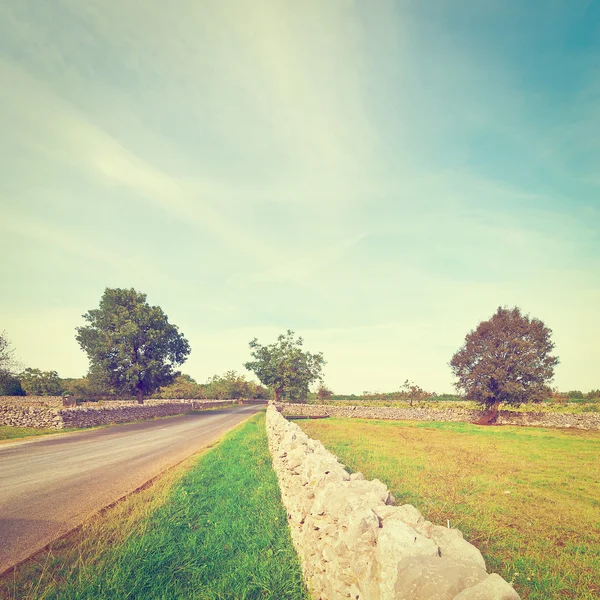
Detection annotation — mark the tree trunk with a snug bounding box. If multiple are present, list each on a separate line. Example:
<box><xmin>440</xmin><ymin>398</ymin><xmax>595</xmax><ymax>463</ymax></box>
<box><xmin>137</xmin><ymin>387</ymin><xmax>144</xmax><ymax>404</ymax></box>
<box><xmin>475</xmin><ymin>400</ymin><xmax>501</xmax><ymax>425</ymax></box>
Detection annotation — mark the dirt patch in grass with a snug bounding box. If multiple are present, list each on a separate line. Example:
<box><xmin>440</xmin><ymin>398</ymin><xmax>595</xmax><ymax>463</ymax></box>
<box><xmin>298</xmin><ymin>418</ymin><xmax>600</xmax><ymax>600</ymax></box>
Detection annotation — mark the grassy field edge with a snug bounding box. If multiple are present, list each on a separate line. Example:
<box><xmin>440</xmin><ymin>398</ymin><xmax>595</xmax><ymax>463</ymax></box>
<box><xmin>298</xmin><ymin>417</ymin><xmax>600</xmax><ymax>600</ymax></box>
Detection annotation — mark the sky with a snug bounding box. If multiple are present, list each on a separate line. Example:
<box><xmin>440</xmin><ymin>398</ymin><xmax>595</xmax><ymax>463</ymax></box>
<box><xmin>1</xmin><ymin>0</ymin><xmax>599</xmax><ymax>394</ymax></box>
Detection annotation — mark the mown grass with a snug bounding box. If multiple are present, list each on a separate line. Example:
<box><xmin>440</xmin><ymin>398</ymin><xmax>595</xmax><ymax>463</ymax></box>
<box><xmin>1</xmin><ymin>413</ymin><xmax>308</xmax><ymax>600</ymax></box>
<box><xmin>299</xmin><ymin>418</ymin><xmax>600</xmax><ymax>600</ymax></box>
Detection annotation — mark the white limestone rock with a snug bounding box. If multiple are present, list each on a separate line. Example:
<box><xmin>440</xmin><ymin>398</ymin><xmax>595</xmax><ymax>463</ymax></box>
<box><xmin>452</xmin><ymin>573</ymin><xmax>521</xmax><ymax>600</ymax></box>
<box><xmin>377</xmin><ymin>519</ymin><xmax>439</xmax><ymax>599</ymax></box>
<box><xmin>394</xmin><ymin>555</ymin><xmax>488</xmax><ymax>600</ymax></box>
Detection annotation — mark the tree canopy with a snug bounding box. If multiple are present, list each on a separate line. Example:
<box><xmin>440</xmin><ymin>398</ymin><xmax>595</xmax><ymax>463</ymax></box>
<box><xmin>75</xmin><ymin>288</ymin><xmax>190</xmax><ymax>403</ymax></box>
<box><xmin>19</xmin><ymin>368</ymin><xmax>63</xmax><ymax>396</ymax></box>
<box><xmin>244</xmin><ymin>330</ymin><xmax>325</xmax><ymax>402</ymax></box>
<box><xmin>450</xmin><ymin>306</ymin><xmax>559</xmax><ymax>421</ymax></box>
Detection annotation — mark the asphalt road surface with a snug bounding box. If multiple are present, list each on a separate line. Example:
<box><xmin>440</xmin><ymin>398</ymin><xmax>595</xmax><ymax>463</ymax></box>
<box><xmin>0</xmin><ymin>404</ymin><xmax>264</xmax><ymax>574</ymax></box>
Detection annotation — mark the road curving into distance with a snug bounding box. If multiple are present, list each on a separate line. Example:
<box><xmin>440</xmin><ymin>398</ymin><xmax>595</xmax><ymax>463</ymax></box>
<box><xmin>0</xmin><ymin>404</ymin><xmax>265</xmax><ymax>574</ymax></box>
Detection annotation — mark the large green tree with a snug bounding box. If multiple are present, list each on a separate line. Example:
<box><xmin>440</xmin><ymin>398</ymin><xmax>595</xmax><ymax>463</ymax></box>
<box><xmin>244</xmin><ymin>330</ymin><xmax>325</xmax><ymax>402</ymax></box>
<box><xmin>450</xmin><ymin>306</ymin><xmax>559</xmax><ymax>422</ymax></box>
<box><xmin>76</xmin><ymin>288</ymin><xmax>190</xmax><ymax>403</ymax></box>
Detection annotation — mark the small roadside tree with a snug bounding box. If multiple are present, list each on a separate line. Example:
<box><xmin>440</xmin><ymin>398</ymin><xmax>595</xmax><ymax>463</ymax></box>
<box><xmin>316</xmin><ymin>384</ymin><xmax>333</xmax><ymax>401</ymax></box>
<box><xmin>76</xmin><ymin>288</ymin><xmax>190</xmax><ymax>404</ymax></box>
<box><xmin>19</xmin><ymin>368</ymin><xmax>63</xmax><ymax>396</ymax></box>
<box><xmin>0</xmin><ymin>331</ymin><xmax>16</xmax><ymax>372</ymax></box>
<box><xmin>0</xmin><ymin>331</ymin><xmax>24</xmax><ymax>395</ymax></box>
<box><xmin>450</xmin><ymin>306</ymin><xmax>559</xmax><ymax>423</ymax></box>
<box><xmin>400</xmin><ymin>379</ymin><xmax>433</xmax><ymax>406</ymax></box>
<box><xmin>244</xmin><ymin>330</ymin><xmax>325</xmax><ymax>402</ymax></box>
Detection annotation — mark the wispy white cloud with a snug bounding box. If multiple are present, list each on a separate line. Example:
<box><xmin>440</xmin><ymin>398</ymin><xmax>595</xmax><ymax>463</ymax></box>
<box><xmin>245</xmin><ymin>233</ymin><xmax>366</xmax><ymax>285</ymax></box>
<box><xmin>0</xmin><ymin>57</ymin><xmax>277</xmax><ymax>264</ymax></box>
<box><xmin>0</xmin><ymin>0</ymin><xmax>598</xmax><ymax>391</ymax></box>
<box><xmin>0</xmin><ymin>213</ymin><xmax>121</xmax><ymax>267</ymax></box>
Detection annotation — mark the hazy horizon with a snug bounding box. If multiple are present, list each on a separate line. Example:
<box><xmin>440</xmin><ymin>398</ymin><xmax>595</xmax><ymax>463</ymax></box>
<box><xmin>1</xmin><ymin>1</ymin><xmax>598</xmax><ymax>394</ymax></box>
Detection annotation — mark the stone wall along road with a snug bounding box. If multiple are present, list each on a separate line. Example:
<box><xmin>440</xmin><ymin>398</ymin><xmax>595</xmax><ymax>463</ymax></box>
<box><xmin>0</xmin><ymin>396</ymin><xmax>240</xmax><ymax>429</ymax></box>
<box><xmin>266</xmin><ymin>406</ymin><xmax>520</xmax><ymax>600</ymax></box>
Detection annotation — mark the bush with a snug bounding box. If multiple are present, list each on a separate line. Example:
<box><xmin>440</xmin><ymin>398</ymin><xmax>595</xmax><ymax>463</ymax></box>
<box><xmin>205</xmin><ymin>371</ymin><xmax>269</xmax><ymax>400</ymax></box>
<box><xmin>317</xmin><ymin>385</ymin><xmax>333</xmax><ymax>400</ymax></box>
<box><xmin>20</xmin><ymin>368</ymin><xmax>63</xmax><ymax>396</ymax></box>
<box><xmin>434</xmin><ymin>394</ymin><xmax>464</xmax><ymax>402</ymax></box>
<box><xmin>0</xmin><ymin>372</ymin><xmax>25</xmax><ymax>396</ymax></box>
<box><xmin>567</xmin><ymin>390</ymin><xmax>584</xmax><ymax>399</ymax></box>
<box><xmin>551</xmin><ymin>389</ymin><xmax>569</xmax><ymax>404</ymax></box>
<box><xmin>153</xmin><ymin>374</ymin><xmax>208</xmax><ymax>399</ymax></box>
<box><xmin>153</xmin><ymin>372</ymin><xmax>270</xmax><ymax>401</ymax></box>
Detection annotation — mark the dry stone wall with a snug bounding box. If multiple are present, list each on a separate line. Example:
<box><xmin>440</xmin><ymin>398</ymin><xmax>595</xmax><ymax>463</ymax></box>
<box><xmin>266</xmin><ymin>406</ymin><xmax>520</xmax><ymax>600</ymax></box>
<box><xmin>60</xmin><ymin>399</ymin><xmax>238</xmax><ymax>428</ymax></box>
<box><xmin>0</xmin><ymin>396</ymin><xmax>63</xmax><ymax>428</ymax></box>
<box><xmin>277</xmin><ymin>403</ymin><xmax>600</xmax><ymax>430</ymax></box>
<box><xmin>0</xmin><ymin>397</ymin><xmax>238</xmax><ymax>429</ymax></box>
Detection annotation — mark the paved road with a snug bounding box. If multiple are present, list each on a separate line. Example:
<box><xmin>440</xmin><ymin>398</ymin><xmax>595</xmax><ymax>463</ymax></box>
<box><xmin>0</xmin><ymin>404</ymin><xmax>264</xmax><ymax>574</ymax></box>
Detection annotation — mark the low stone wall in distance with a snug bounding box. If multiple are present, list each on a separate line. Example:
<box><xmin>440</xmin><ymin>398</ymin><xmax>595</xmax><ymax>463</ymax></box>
<box><xmin>0</xmin><ymin>397</ymin><xmax>240</xmax><ymax>429</ymax></box>
<box><xmin>266</xmin><ymin>406</ymin><xmax>520</xmax><ymax>600</ymax></box>
<box><xmin>60</xmin><ymin>399</ymin><xmax>238</xmax><ymax>429</ymax></box>
<box><xmin>276</xmin><ymin>403</ymin><xmax>600</xmax><ymax>430</ymax></box>
<box><xmin>0</xmin><ymin>396</ymin><xmax>64</xmax><ymax>429</ymax></box>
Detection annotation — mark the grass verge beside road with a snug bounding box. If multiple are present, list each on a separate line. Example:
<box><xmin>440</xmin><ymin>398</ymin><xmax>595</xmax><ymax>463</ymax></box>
<box><xmin>0</xmin><ymin>425</ymin><xmax>65</xmax><ymax>442</ymax></box>
<box><xmin>299</xmin><ymin>418</ymin><xmax>600</xmax><ymax>600</ymax></box>
<box><xmin>1</xmin><ymin>412</ymin><xmax>308</xmax><ymax>600</ymax></box>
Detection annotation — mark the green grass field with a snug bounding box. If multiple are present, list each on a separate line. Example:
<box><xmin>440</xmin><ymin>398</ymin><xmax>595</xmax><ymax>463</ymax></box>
<box><xmin>298</xmin><ymin>418</ymin><xmax>600</xmax><ymax>600</ymax></box>
<box><xmin>1</xmin><ymin>413</ymin><xmax>308</xmax><ymax>600</ymax></box>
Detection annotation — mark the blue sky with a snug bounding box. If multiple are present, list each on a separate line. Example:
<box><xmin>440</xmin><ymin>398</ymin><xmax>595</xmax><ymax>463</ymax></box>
<box><xmin>1</xmin><ymin>0</ymin><xmax>598</xmax><ymax>393</ymax></box>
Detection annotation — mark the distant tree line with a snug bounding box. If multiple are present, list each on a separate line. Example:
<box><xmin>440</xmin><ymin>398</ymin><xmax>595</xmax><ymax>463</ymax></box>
<box><xmin>152</xmin><ymin>371</ymin><xmax>270</xmax><ymax>401</ymax></box>
<box><xmin>2</xmin><ymin>294</ymin><xmax>599</xmax><ymax>415</ymax></box>
<box><xmin>0</xmin><ymin>289</ymin><xmax>325</xmax><ymax>403</ymax></box>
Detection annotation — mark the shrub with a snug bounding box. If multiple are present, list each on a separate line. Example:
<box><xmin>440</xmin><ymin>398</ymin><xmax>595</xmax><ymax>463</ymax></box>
<box><xmin>20</xmin><ymin>368</ymin><xmax>63</xmax><ymax>396</ymax></box>
<box><xmin>0</xmin><ymin>372</ymin><xmax>25</xmax><ymax>396</ymax></box>
<box><xmin>317</xmin><ymin>385</ymin><xmax>333</xmax><ymax>400</ymax></box>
